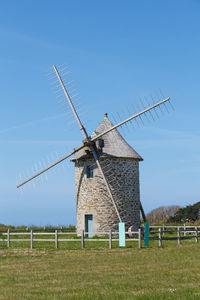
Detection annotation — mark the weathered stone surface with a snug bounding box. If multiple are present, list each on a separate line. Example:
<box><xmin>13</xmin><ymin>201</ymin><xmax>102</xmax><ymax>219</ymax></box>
<box><xmin>75</xmin><ymin>157</ymin><xmax>141</xmax><ymax>235</ymax></box>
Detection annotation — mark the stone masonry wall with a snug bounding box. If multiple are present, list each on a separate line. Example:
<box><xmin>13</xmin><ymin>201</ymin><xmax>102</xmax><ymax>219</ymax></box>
<box><xmin>75</xmin><ymin>157</ymin><xmax>141</xmax><ymax>235</ymax></box>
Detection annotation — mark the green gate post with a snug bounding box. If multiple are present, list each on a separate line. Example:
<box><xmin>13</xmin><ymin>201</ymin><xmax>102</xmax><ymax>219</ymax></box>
<box><xmin>144</xmin><ymin>222</ymin><xmax>149</xmax><ymax>247</ymax></box>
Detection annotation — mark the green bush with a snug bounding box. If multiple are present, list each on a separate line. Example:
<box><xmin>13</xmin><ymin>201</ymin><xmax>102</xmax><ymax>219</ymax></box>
<box><xmin>168</xmin><ymin>201</ymin><xmax>200</xmax><ymax>223</ymax></box>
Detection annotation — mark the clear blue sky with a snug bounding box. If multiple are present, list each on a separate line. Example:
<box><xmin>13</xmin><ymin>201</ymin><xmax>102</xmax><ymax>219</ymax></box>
<box><xmin>0</xmin><ymin>0</ymin><xmax>200</xmax><ymax>226</ymax></box>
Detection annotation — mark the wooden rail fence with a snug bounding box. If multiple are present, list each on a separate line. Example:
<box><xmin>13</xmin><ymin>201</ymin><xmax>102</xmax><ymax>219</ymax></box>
<box><xmin>149</xmin><ymin>225</ymin><xmax>200</xmax><ymax>247</ymax></box>
<box><xmin>0</xmin><ymin>226</ymin><xmax>199</xmax><ymax>249</ymax></box>
<box><xmin>0</xmin><ymin>229</ymin><xmax>141</xmax><ymax>249</ymax></box>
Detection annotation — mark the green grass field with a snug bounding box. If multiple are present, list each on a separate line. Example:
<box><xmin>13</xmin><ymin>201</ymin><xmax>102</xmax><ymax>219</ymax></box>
<box><xmin>1</xmin><ymin>243</ymin><xmax>200</xmax><ymax>300</ymax></box>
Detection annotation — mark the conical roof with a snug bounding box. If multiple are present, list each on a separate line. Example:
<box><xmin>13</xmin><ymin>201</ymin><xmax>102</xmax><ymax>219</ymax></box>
<box><xmin>71</xmin><ymin>114</ymin><xmax>143</xmax><ymax>161</ymax></box>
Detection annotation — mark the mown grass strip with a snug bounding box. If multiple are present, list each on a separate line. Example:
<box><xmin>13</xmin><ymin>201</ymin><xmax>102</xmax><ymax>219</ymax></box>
<box><xmin>0</xmin><ymin>244</ymin><xmax>200</xmax><ymax>299</ymax></box>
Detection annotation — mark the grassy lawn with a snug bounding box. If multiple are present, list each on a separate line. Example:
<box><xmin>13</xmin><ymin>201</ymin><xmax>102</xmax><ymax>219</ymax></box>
<box><xmin>0</xmin><ymin>244</ymin><xmax>200</xmax><ymax>300</ymax></box>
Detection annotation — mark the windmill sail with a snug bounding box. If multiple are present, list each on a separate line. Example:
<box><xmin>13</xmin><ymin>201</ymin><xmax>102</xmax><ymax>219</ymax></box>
<box><xmin>17</xmin><ymin>144</ymin><xmax>85</xmax><ymax>188</ymax></box>
<box><xmin>91</xmin><ymin>97</ymin><xmax>170</xmax><ymax>142</ymax></box>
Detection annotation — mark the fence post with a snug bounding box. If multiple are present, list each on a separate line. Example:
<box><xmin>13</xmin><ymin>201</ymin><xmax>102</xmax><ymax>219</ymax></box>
<box><xmin>138</xmin><ymin>228</ymin><xmax>141</xmax><ymax>248</ymax></box>
<box><xmin>55</xmin><ymin>230</ymin><xmax>58</xmax><ymax>249</ymax></box>
<box><xmin>109</xmin><ymin>229</ymin><xmax>112</xmax><ymax>249</ymax></box>
<box><xmin>195</xmin><ymin>226</ymin><xmax>198</xmax><ymax>243</ymax></box>
<box><xmin>184</xmin><ymin>223</ymin><xmax>186</xmax><ymax>237</ymax></box>
<box><xmin>7</xmin><ymin>229</ymin><xmax>10</xmax><ymax>248</ymax></box>
<box><xmin>177</xmin><ymin>227</ymin><xmax>181</xmax><ymax>245</ymax></box>
<box><xmin>144</xmin><ymin>222</ymin><xmax>149</xmax><ymax>247</ymax></box>
<box><xmin>81</xmin><ymin>230</ymin><xmax>85</xmax><ymax>249</ymax></box>
<box><xmin>158</xmin><ymin>227</ymin><xmax>162</xmax><ymax>247</ymax></box>
<box><xmin>162</xmin><ymin>224</ymin><xmax>165</xmax><ymax>236</ymax></box>
<box><xmin>30</xmin><ymin>230</ymin><xmax>33</xmax><ymax>249</ymax></box>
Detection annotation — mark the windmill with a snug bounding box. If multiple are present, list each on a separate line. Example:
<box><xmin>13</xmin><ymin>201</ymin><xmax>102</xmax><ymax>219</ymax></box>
<box><xmin>17</xmin><ymin>64</ymin><xmax>173</xmax><ymax>234</ymax></box>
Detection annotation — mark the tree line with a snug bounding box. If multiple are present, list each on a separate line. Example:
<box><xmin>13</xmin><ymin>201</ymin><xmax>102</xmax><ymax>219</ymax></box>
<box><xmin>146</xmin><ymin>202</ymin><xmax>200</xmax><ymax>223</ymax></box>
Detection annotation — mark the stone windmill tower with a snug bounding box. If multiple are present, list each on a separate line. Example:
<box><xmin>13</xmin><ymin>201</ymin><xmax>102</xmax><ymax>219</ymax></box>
<box><xmin>72</xmin><ymin>113</ymin><xmax>143</xmax><ymax>235</ymax></box>
<box><xmin>17</xmin><ymin>64</ymin><xmax>172</xmax><ymax>235</ymax></box>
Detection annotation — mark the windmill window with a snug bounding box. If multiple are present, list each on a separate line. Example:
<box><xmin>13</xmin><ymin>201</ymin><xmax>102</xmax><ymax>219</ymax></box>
<box><xmin>87</xmin><ymin>166</ymin><xmax>94</xmax><ymax>178</ymax></box>
<box><xmin>98</xmin><ymin>139</ymin><xmax>104</xmax><ymax>149</ymax></box>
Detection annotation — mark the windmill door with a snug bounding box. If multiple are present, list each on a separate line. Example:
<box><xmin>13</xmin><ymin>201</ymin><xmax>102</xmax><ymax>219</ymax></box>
<box><xmin>85</xmin><ymin>215</ymin><xmax>93</xmax><ymax>237</ymax></box>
